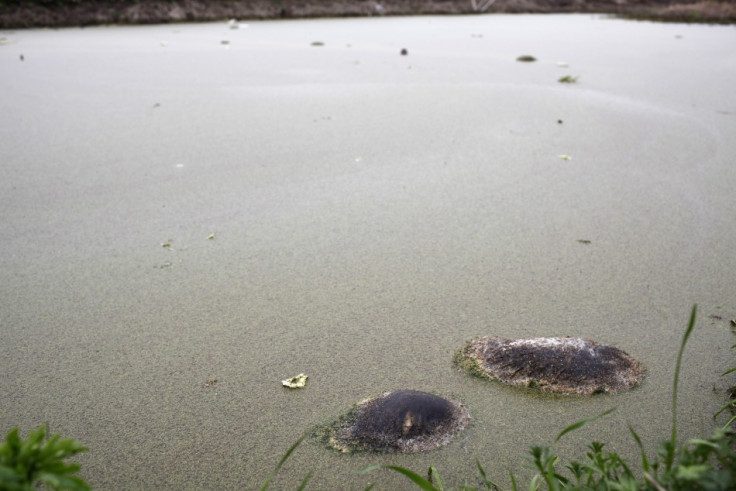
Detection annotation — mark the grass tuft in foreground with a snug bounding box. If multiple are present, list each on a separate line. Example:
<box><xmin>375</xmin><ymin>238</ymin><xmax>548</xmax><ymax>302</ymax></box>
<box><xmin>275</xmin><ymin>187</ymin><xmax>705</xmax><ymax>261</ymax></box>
<box><xmin>0</xmin><ymin>423</ymin><xmax>89</xmax><ymax>490</ymax></box>
<box><xmin>267</xmin><ymin>305</ymin><xmax>736</xmax><ymax>489</ymax></box>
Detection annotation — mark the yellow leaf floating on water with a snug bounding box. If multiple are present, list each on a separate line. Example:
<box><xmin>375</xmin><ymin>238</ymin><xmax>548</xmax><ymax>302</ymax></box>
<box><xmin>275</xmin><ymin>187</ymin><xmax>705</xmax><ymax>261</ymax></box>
<box><xmin>558</xmin><ymin>154</ymin><xmax>573</xmax><ymax>161</ymax></box>
<box><xmin>282</xmin><ymin>373</ymin><xmax>308</xmax><ymax>389</ymax></box>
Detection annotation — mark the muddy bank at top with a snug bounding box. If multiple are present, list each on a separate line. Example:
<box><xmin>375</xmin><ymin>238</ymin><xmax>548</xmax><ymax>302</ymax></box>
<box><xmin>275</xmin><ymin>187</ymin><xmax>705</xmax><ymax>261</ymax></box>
<box><xmin>456</xmin><ymin>336</ymin><xmax>644</xmax><ymax>395</ymax></box>
<box><xmin>1</xmin><ymin>0</ymin><xmax>735</xmax><ymax>28</ymax></box>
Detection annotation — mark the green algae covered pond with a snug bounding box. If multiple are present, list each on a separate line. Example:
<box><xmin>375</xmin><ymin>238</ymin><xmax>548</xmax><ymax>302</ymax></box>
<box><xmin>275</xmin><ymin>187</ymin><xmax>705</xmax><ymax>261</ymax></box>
<box><xmin>1</xmin><ymin>14</ymin><xmax>735</xmax><ymax>489</ymax></box>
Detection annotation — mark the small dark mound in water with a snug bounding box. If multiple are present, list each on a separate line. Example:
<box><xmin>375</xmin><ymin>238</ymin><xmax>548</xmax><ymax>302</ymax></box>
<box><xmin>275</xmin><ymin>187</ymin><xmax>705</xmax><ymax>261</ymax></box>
<box><xmin>327</xmin><ymin>390</ymin><xmax>469</xmax><ymax>453</ymax></box>
<box><xmin>456</xmin><ymin>337</ymin><xmax>644</xmax><ymax>395</ymax></box>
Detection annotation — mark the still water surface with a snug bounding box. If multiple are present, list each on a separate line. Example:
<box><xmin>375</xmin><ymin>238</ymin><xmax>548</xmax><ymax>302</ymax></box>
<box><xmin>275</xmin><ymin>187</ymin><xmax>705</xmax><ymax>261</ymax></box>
<box><xmin>1</xmin><ymin>13</ymin><xmax>735</xmax><ymax>489</ymax></box>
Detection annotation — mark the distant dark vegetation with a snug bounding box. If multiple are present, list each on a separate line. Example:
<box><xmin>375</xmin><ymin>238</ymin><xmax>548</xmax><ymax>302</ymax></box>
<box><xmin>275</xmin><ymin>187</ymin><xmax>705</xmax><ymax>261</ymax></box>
<box><xmin>1</xmin><ymin>0</ymin><xmax>734</xmax><ymax>28</ymax></box>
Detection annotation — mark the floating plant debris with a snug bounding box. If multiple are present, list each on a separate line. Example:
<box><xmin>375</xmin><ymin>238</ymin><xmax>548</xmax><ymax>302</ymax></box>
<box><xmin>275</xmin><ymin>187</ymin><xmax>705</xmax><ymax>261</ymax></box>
<box><xmin>455</xmin><ymin>337</ymin><xmax>644</xmax><ymax>395</ymax></box>
<box><xmin>326</xmin><ymin>390</ymin><xmax>469</xmax><ymax>453</ymax></box>
<box><xmin>282</xmin><ymin>373</ymin><xmax>308</xmax><ymax>389</ymax></box>
<box><xmin>516</xmin><ymin>55</ymin><xmax>536</xmax><ymax>62</ymax></box>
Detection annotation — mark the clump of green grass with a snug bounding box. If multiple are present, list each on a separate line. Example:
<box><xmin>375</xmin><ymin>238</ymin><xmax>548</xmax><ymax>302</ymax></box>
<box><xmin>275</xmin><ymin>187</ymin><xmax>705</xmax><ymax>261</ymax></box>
<box><xmin>0</xmin><ymin>423</ymin><xmax>89</xmax><ymax>490</ymax></box>
<box><xmin>266</xmin><ymin>305</ymin><xmax>736</xmax><ymax>489</ymax></box>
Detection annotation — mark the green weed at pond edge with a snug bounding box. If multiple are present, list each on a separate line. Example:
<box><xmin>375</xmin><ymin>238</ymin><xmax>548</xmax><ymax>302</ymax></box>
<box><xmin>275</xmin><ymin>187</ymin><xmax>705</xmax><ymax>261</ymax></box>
<box><xmin>264</xmin><ymin>305</ymin><xmax>736</xmax><ymax>489</ymax></box>
<box><xmin>0</xmin><ymin>423</ymin><xmax>89</xmax><ymax>490</ymax></box>
<box><xmin>4</xmin><ymin>306</ymin><xmax>732</xmax><ymax>489</ymax></box>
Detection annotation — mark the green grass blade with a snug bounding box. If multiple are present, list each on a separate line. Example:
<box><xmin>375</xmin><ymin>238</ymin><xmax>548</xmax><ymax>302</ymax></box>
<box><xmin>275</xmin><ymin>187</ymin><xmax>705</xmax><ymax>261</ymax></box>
<box><xmin>357</xmin><ymin>465</ymin><xmax>438</xmax><ymax>491</ymax></box>
<box><xmin>721</xmin><ymin>366</ymin><xmax>736</xmax><ymax>376</ymax></box>
<box><xmin>668</xmin><ymin>304</ymin><xmax>698</xmax><ymax>469</ymax></box>
<box><xmin>713</xmin><ymin>399</ymin><xmax>736</xmax><ymax>419</ymax></box>
<box><xmin>428</xmin><ymin>466</ymin><xmax>443</xmax><ymax>490</ymax></box>
<box><xmin>685</xmin><ymin>438</ymin><xmax>719</xmax><ymax>449</ymax></box>
<box><xmin>721</xmin><ymin>413</ymin><xmax>736</xmax><ymax>430</ymax></box>
<box><xmin>529</xmin><ymin>473</ymin><xmax>542</xmax><ymax>491</ymax></box>
<box><xmin>628</xmin><ymin>425</ymin><xmax>650</xmax><ymax>472</ymax></box>
<box><xmin>260</xmin><ymin>434</ymin><xmax>306</xmax><ymax>491</ymax></box>
<box><xmin>555</xmin><ymin>407</ymin><xmax>616</xmax><ymax>442</ymax></box>
<box><xmin>475</xmin><ymin>459</ymin><xmax>500</xmax><ymax>489</ymax></box>
<box><xmin>297</xmin><ymin>470</ymin><xmax>313</xmax><ymax>491</ymax></box>
<box><xmin>509</xmin><ymin>470</ymin><xmax>518</xmax><ymax>491</ymax></box>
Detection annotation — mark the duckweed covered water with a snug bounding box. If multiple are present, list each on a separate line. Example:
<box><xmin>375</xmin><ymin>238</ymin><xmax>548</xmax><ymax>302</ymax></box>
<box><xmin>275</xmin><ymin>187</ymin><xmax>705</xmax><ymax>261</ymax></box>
<box><xmin>1</xmin><ymin>14</ymin><xmax>735</xmax><ymax>489</ymax></box>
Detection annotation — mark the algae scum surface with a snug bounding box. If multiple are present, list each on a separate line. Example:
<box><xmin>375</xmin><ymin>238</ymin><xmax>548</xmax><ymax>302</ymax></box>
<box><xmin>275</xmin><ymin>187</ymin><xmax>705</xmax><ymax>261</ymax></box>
<box><xmin>1</xmin><ymin>14</ymin><xmax>735</xmax><ymax>489</ymax></box>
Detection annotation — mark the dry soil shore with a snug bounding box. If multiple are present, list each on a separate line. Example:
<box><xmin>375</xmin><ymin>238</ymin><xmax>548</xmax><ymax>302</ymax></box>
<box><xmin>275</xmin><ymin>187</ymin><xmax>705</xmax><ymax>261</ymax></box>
<box><xmin>1</xmin><ymin>0</ymin><xmax>735</xmax><ymax>28</ymax></box>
